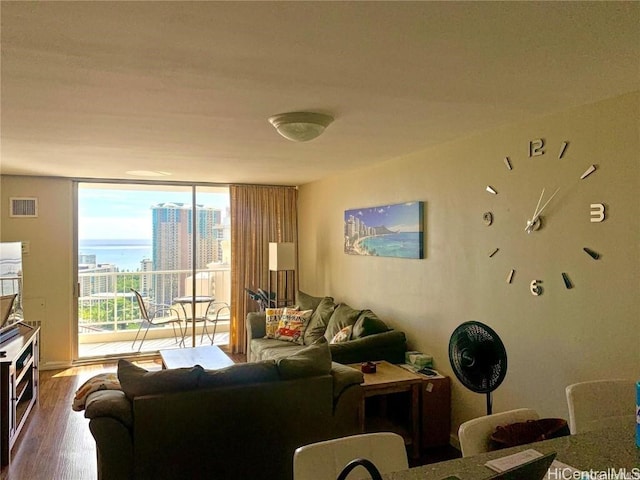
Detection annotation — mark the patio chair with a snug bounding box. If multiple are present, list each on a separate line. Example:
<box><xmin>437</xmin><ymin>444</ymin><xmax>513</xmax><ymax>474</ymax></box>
<box><xmin>202</xmin><ymin>301</ymin><xmax>230</xmax><ymax>345</ymax></box>
<box><xmin>131</xmin><ymin>288</ymin><xmax>184</xmax><ymax>352</ymax></box>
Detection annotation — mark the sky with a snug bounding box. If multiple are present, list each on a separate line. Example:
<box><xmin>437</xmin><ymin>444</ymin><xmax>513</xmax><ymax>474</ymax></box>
<box><xmin>344</xmin><ymin>202</ymin><xmax>423</xmax><ymax>232</ymax></box>
<box><xmin>78</xmin><ymin>184</ymin><xmax>229</xmax><ymax>240</ymax></box>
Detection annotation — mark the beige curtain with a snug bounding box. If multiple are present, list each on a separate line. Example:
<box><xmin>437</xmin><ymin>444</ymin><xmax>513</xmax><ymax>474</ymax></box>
<box><xmin>229</xmin><ymin>185</ymin><xmax>298</xmax><ymax>354</ymax></box>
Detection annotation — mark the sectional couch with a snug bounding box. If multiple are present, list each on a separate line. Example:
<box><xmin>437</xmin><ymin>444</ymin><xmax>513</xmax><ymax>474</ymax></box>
<box><xmin>247</xmin><ymin>291</ymin><xmax>408</xmax><ymax>365</ymax></box>
<box><xmin>82</xmin><ymin>338</ymin><xmax>363</xmax><ymax>480</ymax></box>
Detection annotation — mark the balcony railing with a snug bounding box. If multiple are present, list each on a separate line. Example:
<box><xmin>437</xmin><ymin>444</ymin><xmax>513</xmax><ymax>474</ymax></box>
<box><xmin>78</xmin><ymin>266</ymin><xmax>231</xmax><ymax>338</ymax></box>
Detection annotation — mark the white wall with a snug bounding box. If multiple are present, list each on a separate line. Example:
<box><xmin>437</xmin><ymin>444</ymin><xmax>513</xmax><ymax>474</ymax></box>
<box><xmin>0</xmin><ymin>176</ymin><xmax>74</xmax><ymax>367</ymax></box>
<box><xmin>298</xmin><ymin>92</ymin><xmax>640</xmax><ymax>436</ymax></box>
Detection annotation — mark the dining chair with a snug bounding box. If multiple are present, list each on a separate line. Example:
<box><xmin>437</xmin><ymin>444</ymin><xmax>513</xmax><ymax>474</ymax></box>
<box><xmin>565</xmin><ymin>378</ymin><xmax>635</xmax><ymax>434</ymax></box>
<box><xmin>458</xmin><ymin>408</ymin><xmax>539</xmax><ymax>457</ymax></box>
<box><xmin>130</xmin><ymin>288</ymin><xmax>184</xmax><ymax>351</ymax></box>
<box><xmin>293</xmin><ymin>432</ymin><xmax>408</xmax><ymax>480</ymax></box>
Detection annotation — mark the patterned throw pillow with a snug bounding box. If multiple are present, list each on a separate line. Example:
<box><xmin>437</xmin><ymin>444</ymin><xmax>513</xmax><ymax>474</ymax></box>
<box><xmin>265</xmin><ymin>307</ymin><xmax>289</xmax><ymax>338</ymax></box>
<box><xmin>274</xmin><ymin>308</ymin><xmax>313</xmax><ymax>344</ymax></box>
<box><xmin>330</xmin><ymin>325</ymin><xmax>353</xmax><ymax>344</ymax></box>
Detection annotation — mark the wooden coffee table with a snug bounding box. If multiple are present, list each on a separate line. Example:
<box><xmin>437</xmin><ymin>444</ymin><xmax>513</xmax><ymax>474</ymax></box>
<box><xmin>159</xmin><ymin>345</ymin><xmax>234</xmax><ymax>370</ymax></box>
<box><xmin>348</xmin><ymin>360</ymin><xmax>422</xmax><ymax>459</ymax></box>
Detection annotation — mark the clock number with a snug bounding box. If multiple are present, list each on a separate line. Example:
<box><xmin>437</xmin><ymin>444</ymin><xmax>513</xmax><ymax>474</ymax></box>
<box><xmin>530</xmin><ymin>280</ymin><xmax>543</xmax><ymax>296</ymax></box>
<box><xmin>583</xmin><ymin>247</ymin><xmax>600</xmax><ymax>260</ymax></box>
<box><xmin>483</xmin><ymin>212</ymin><xmax>494</xmax><ymax>226</ymax></box>
<box><xmin>504</xmin><ymin>157</ymin><xmax>513</xmax><ymax>170</ymax></box>
<box><xmin>558</xmin><ymin>141</ymin><xmax>569</xmax><ymax>159</ymax></box>
<box><xmin>507</xmin><ymin>269</ymin><xmax>515</xmax><ymax>284</ymax></box>
<box><xmin>580</xmin><ymin>165</ymin><xmax>597</xmax><ymax>179</ymax></box>
<box><xmin>529</xmin><ymin>138</ymin><xmax>545</xmax><ymax>157</ymax></box>
<box><xmin>590</xmin><ymin>203</ymin><xmax>605</xmax><ymax>222</ymax></box>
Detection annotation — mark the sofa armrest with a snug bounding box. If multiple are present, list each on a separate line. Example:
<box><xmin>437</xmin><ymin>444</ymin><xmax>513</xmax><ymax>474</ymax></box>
<box><xmin>330</xmin><ymin>361</ymin><xmax>363</xmax><ymax>400</ymax></box>
<box><xmin>85</xmin><ymin>391</ymin><xmax>134</xmax><ymax>480</ymax></box>
<box><xmin>330</xmin><ymin>363</ymin><xmax>364</xmax><ymax>436</ymax></box>
<box><xmin>330</xmin><ymin>330</ymin><xmax>407</xmax><ymax>364</ymax></box>
<box><xmin>85</xmin><ymin>389</ymin><xmax>133</xmax><ymax>428</ymax></box>
<box><xmin>247</xmin><ymin>312</ymin><xmax>267</xmax><ymax>339</ymax></box>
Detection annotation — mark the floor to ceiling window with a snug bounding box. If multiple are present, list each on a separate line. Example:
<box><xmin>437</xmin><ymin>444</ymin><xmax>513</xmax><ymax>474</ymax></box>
<box><xmin>76</xmin><ymin>182</ymin><xmax>230</xmax><ymax>359</ymax></box>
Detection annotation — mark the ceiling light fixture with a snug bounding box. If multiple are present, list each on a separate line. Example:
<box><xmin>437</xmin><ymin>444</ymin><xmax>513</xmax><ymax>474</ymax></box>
<box><xmin>268</xmin><ymin>112</ymin><xmax>334</xmax><ymax>142</ymax></box>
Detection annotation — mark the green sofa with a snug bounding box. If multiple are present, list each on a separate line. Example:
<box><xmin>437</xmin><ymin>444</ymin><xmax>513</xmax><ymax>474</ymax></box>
<box><xmin>247</xmin><ymin>292</ymin><xmax>407</xmax><ymax>365</ymax></box>
<box><xmin>82</xmin><ymin>339</ymin><xmax>363</xmax><ymax>480</ymax></box>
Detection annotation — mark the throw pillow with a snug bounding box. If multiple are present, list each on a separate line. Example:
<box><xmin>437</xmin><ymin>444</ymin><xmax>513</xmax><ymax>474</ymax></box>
<box><xmin>324</xmin><ymin>303</ymin><xmax>362</xmax><ymax>342</ymax></box>
<box><xmin>72</xmin><ymin>372</ymin><xmax>121</xmax><ymax>411</ymax></box>
<box><xmin>117</xmin><ymin>359</ymin><xmax>202</xmax><ymax>400</ymax></box>
<box><xmin>277</xmin><ymin>337</ymin><xmax>332</xmax><ymax>380</ymax></box>
<box><xmin>330</xmin><ymin>325</ymin><xmax>353</xmax><ymax>344</ymax></box>
<box><xmin>274</xmin><ymin>307</ymin><xmax>312</xmax><ymax>344</ymax></box>
<box><xmin>303</xmin><ymin>296</ymin><xmax>336</xmax><ymax>345</ymax></box>
<box><xmin>351</xmin><ymin>310</ymin><xmax>390</xmax><ymax>339</ymax></box>
<box><xmin>265</xmin><ymin>307</ymin><xmax>289</xmax><ymax>339</ymax></box>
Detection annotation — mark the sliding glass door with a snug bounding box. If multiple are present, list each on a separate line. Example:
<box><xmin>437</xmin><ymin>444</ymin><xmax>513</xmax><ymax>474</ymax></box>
<box><xmin>75</xmin><ymin>182</ymin><xmax>230</xmax><ymax>359</ymax></box>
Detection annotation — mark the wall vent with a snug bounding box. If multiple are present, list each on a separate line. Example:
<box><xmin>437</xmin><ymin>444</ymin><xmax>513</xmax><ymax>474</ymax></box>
<box><xmin>9</xmin><ymin>197</ymin><xmax>38</xmax><ymax>218</ymax></box>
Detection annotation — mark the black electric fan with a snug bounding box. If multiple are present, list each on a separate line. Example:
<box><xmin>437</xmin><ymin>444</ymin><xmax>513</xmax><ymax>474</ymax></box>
<box><xmin>448</xmin><ymin>321</ymin><xmax>507</xmax><ymax>415</ymax></box>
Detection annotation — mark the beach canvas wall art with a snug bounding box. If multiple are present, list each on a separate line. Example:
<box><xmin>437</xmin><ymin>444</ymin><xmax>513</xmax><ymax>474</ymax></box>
<box><xmin>344</xmin><ymin>202</ymin><xmax>424</xmax><ymax>259</ymax></box>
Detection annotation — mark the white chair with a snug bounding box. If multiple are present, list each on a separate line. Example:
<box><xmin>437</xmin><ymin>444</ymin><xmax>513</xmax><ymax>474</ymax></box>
<box><xmin>565</xmin><ymin>378</ymin><xmax>635</xmax><ymax>434</ymax></box>
<box><xmin>293</xmin><ymin>432</ymin><xmax>408</xmax><ymax>480</ymax></box>
<box><xmin>458</xmin><ymin>408</ymin><xmax>539</xmax><ymax>457</ymax></box>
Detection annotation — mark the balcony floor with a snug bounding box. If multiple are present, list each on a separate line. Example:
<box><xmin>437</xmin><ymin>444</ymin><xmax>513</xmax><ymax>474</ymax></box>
<box><xmin>78</xmin><ymin>331</ymin><xmax>230</xmax><ymax>359</ymax></box>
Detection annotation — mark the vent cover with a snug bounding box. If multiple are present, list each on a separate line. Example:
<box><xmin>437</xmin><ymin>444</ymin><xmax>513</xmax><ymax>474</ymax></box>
<box><xmin>9</xmin><ymin>197</ymin><xmax>38</xmax><ymax>218</ymax></box>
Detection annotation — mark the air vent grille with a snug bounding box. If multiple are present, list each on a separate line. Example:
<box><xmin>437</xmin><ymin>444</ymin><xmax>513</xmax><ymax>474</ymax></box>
<box><xmin>9</xmin><ymin>197</ymin><xmax>38</xmax><ymax>218</ymax></box>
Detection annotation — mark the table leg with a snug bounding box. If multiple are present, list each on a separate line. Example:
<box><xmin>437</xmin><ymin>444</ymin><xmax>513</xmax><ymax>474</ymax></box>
<box><xmin>410</xmin><ymin>383</ymin><xmax>420</xmax><ymax>459</ymax></box>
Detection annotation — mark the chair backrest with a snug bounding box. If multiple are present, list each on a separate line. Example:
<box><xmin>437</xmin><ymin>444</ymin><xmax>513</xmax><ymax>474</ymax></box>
<box><xmin>130</xmin><ymin>288</ymin><xmax>150</xmax><ymax>321</ymax></box>
<box><xmin>565</xmin><ymin>378</ymin><xmax>635</xmax><ymax>434</ymax></box>
<box><xmin>293</xmin><ymin>432</ymin><xmax>408</xmax><ymax>480</ymax></box>
<box><xmin>458</xmin><ymin>408</ymin><xmax>539</xmax><ymax>457</ymax></box>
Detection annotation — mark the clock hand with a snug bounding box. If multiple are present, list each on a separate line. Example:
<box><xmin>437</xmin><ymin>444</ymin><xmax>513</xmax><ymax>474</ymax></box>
<box><xmin>525</xmin><ymin>187</ymin><xmax>560</xmax><ymax>233</ymax></box>
<box><xmin>529</xmin><ymin>188</ymin><xmax>545</xmax><ymax>226</ymax></box>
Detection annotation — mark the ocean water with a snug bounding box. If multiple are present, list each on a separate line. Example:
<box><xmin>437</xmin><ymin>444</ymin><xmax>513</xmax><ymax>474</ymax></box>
<box><xmin>79</xmin><ymin>239</ymin><xmax>152</xmax><ymax>271</ymax></box>
<box><xmin>359</xmin><ymin>232</ymin><xmax>423</xmax><ymax>259</ymax></box>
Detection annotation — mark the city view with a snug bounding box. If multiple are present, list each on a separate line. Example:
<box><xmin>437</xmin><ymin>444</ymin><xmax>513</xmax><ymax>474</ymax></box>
<box><xmin>77</xmin><ymin>185</ymin><xmax>231</xmax><ymax>347</ymax></box>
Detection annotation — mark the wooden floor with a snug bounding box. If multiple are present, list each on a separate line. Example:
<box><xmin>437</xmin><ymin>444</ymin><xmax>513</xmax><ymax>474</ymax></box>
<box><xmin>1</xmin><ymin>352</ymin><xmax>457</xmax><ymax>479</ymax></box>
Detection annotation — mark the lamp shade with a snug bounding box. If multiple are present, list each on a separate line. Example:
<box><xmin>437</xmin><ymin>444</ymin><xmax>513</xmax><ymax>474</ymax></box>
<box><xmin>268</xmin><ymin>112</ymin><xmax>334</xmax><ymax>142</ymax></box>
<box><xmin>269</xmin><ymin>242</ymin><xmax>295</xmax><ymax>271</ymax></box>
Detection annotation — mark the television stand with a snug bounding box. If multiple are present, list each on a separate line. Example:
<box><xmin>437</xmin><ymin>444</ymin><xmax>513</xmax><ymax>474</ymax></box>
<box><xmin>0</xmin><ymin>322</ymin><xmax>39</xmax><ymax>468</ymax></box>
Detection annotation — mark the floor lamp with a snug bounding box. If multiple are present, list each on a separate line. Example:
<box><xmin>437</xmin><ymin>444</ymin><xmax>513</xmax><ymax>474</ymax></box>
<box><xmin>268</xmin><ymin>242</ymin><xmax>295</xmax><ymax>308</ymax></box>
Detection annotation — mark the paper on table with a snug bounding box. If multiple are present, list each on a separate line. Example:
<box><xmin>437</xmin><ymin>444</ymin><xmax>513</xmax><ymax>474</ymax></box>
<box><xmin>485</xmin><ymin>449</ymin><xmax>581</xmax><ymax>478</ymax></box>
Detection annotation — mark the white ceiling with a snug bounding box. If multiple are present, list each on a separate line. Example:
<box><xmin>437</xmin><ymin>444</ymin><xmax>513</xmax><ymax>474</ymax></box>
<box><xmin>1</xmin><ymin>1</ymin><xmax>638</xmax><ymax>186</ymax></box>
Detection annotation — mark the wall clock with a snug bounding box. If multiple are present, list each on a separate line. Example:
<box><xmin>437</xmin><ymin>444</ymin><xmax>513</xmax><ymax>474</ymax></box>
<box><xmin>483</xmin><ymin>138</ymin><xmax>606</xmax><ymax>296</ymax></box>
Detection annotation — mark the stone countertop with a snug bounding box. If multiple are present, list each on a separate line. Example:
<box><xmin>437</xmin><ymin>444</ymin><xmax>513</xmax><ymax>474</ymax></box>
<box><xmin>383</xmin><ymin>423</ymin><xmax>638</xmax><ymax>480</ymax></box>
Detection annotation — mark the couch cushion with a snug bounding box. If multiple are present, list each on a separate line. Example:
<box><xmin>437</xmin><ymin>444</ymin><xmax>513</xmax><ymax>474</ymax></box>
<box><xmin>277</xmin><ymin>337</ymin><xmax>332</xmax><ymax>380</ymax></box>
<box><xmin>117</xmin><ymin>359</ymin><xmax>202</xmax><ymax>400</ymax></box>
<box><xmin>324</xmin><ymin>303</ymin><xmax>362</xmax><ymax>342</ymax></box>
<box><xmin>274</xmin><ymin>307</ymin><xmax>312</xmax><ymax>344</ymax></box>
<box><xmin>199</xmin><ymin>360</ymin><xmax>279</xmax><ymax>388</ymax></box>
<box><xmin>352</xmin><ymin>310</ymin><xmax>390</xmax><ymax>339</ymax></box>
<box><xmin>296</xmin><ymin>290</ymin><xmax>325</xmax><ymax>311</ymax></box>
<box><xmin>303</xmin><ymin>296</ymin><xmax>336</xmax><ymax>345</ymax></box>
<box><xmin>251</xmin><ymin>337</ymin><xmax>304</xmax><ymax>360</ymax></box>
